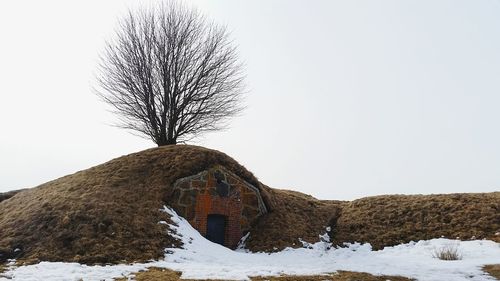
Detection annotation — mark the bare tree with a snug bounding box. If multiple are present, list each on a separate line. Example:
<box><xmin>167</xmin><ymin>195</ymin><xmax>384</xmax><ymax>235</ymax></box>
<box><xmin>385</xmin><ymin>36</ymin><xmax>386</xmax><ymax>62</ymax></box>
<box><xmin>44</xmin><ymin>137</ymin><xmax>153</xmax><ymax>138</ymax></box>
<box><xmin>95</xmin><ymin>2</ymin><xmax>245</xmax><ymax>146</ymax></box>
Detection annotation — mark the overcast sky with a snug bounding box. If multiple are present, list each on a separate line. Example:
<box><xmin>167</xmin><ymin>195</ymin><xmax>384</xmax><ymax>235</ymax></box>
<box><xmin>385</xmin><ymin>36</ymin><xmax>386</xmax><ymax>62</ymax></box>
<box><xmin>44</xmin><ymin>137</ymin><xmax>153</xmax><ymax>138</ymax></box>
<box><xmin>1</xmin><ymin>0</ymin><xmax>499</xmax><ymax>200</ymax></box>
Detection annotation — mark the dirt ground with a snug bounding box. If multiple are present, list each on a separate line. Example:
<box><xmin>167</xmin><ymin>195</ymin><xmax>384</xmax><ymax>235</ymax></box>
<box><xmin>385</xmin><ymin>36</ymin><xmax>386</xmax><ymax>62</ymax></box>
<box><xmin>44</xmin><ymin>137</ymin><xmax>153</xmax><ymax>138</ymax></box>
<box><xmin>115</xmin><ymin>267</ymin><xmax>414</xmax><ymax>281</ymax></box>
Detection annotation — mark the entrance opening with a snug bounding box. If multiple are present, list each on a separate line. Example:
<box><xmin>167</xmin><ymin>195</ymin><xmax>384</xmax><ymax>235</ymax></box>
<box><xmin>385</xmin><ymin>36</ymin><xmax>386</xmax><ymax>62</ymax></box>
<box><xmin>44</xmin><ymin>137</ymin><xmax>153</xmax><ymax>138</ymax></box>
<box><xmin>206</xmin><ymin>214</ymin><xmax>226</xmax><ymax>245</ymax></box>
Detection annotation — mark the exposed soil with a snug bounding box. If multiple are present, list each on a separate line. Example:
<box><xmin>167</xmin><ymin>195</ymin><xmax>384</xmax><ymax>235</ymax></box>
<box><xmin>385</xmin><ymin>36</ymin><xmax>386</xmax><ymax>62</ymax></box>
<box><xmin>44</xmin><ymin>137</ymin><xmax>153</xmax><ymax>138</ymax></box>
<box><xmin>115</xmin><ymin>267</ymin><xmax>414</xmax><ymax>281</ymax></box>
<box><xmin>484</xmin><ymin>264</ymin><xmax>500</xmax><ymax>280</ymax></box>
<box><xmin>0</xmin><ymin>145</ymin><xmax>498</xmax><ymax>265</ymax></box>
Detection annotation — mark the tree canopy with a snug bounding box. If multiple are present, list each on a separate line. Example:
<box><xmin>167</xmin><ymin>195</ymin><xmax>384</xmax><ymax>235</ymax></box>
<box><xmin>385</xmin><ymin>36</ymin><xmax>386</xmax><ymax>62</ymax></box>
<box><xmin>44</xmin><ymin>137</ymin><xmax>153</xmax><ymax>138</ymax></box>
<box><xmin>96</xmin><ymin>2</ymin><xmax>245</xmax><ymax>145</ymax></box>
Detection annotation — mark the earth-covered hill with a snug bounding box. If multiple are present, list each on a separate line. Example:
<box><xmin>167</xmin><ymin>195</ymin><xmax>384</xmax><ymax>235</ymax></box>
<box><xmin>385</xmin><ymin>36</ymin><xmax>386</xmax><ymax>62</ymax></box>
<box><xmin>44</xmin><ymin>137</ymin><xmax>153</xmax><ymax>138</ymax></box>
<box><xmin>0</xmin><ymin>145</ymin><xmax>498</xmax><ymax>265</ymax></box>
<box><xmin>0</xmin><ymin>145</ymin><xmax>271</xmax><ymax>264</ymax></box>
<box><xmin>332</xmin><ymin>192</ymin><xmax>500</xmax><ymax>250</ymax></box>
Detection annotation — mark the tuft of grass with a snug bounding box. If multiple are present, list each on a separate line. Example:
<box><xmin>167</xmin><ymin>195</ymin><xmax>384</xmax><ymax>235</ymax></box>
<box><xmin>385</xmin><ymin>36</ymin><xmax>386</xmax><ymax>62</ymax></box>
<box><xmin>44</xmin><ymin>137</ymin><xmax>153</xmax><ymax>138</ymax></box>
<box><xmin>114</xmin><ymin>267</ymin><xmax>228</xmax><ymax>281</ymax></box>
<box><xmin>114</xmin><ymin>267</ymin><xmax>181</xmax><ymax>281</ymax></box>
<box><xmin>432</xmin><ymin>244</ymin><xmax>462</xmax><ymax>261</ymax></box>
<box><xmin>0</xmin><ymin>263</ymin><xmax>11</xmax><ymax>279</ymax></box>
<box><xmin>483</xmin><ymin>264</ymin><xmax>500</xmax><ymax>280</ymax></box>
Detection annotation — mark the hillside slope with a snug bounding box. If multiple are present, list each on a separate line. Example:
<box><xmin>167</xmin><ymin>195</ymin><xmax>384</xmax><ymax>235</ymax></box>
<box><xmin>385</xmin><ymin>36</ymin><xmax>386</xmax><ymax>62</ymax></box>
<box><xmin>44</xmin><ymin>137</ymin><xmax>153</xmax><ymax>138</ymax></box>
<box><xmin>0</xmin><ymin>145</ymin><xmax>269</xmax><ymax>264</ymax></box>
<box><xmin>0</xmin><ymin>145</ymin><xmax>498</xmax><ymax>265</ymax></box>
<box><xmin>332</xmin><ymin>193</ymin><xmax>500</xmax><ymax>249</ymax></box>
<box><xmin>245</xmin><ymin>189</ymin><xmax>344</xmax><ymax>252</ymax></box>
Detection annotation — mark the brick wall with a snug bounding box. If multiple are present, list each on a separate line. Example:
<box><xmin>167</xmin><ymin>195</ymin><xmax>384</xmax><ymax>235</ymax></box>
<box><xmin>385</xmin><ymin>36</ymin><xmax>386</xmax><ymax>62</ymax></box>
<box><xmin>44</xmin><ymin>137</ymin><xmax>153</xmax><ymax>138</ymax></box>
<box><xmin>170</xmin><ymin>166</ymin><xmax>267</xmax><ymax>249</ymax></box>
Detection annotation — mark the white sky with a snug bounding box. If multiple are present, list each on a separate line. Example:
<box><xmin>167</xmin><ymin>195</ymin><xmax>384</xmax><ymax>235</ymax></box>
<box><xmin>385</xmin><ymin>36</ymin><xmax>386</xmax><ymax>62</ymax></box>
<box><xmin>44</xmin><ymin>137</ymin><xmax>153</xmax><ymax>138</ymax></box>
<box><xmin>1</xmin><ymin>0</ymin><xmax>499</xmax><ymax>200</ymax></box>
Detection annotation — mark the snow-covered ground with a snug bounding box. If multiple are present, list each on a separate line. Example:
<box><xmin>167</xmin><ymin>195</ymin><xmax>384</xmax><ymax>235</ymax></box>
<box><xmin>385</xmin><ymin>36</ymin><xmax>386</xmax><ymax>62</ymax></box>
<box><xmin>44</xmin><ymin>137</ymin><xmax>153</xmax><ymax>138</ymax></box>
<box><xmin>1</xmin><ymin>206</ymin><xmax>499</xmax><ymax>281</ymax></box>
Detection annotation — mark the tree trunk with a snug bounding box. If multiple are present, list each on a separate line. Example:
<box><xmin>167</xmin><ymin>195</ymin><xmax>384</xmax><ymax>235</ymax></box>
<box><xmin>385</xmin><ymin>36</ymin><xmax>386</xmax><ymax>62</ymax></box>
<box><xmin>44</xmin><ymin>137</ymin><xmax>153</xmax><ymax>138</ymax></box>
<box><xmin>157</xmin><ymin>138</ymin><xmax>177</xmax><ymax>146</ymax></box>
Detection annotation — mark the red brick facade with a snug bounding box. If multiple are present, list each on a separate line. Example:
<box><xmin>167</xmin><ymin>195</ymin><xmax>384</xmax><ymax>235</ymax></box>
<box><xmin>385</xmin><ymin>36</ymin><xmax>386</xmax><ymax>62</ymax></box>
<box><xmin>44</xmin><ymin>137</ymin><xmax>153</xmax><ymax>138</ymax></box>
<box><xmin>170</xmin><ymin>166</ymin><xmax>267</xmax><ymax>248</ymax></box>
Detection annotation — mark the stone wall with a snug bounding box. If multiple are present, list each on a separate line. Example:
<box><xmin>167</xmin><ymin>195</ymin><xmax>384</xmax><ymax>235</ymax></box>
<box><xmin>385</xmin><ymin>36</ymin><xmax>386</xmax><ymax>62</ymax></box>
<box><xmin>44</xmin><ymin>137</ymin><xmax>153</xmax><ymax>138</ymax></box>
<box><xmin>169</xmin><ymin>166</ymin><xmax>267</xmax><ymax>248</ymax></box>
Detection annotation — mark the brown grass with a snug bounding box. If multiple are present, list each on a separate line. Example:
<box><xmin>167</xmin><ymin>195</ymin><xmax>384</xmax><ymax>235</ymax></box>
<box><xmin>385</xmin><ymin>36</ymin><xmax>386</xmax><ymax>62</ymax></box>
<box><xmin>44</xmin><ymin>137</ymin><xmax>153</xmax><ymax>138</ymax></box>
<box><xmin>332</xmin><ymin>193</ymin><xmax>500</xmax><ymax>250</ymax></box>
<box><xmin>0</xmin><ymin>144</ymin><xmax>498</xmax><ymax>266</ymax></box>
<box><xmin>0</xmin><ymin>189</ymin><xmax>25</xmax><ymax>204</ymax></box>
<box><xmin>484</xmin><ymin>264</ymin><xmax>500</xmax><ymax>280</ymax></box>
<box><xmin>115</xmin><ymin>267</ymin><xmax>414</xmax><ymax>281</ymax></box>
<box><xmin>114</xmin><ymin>267</ymin><xmax>231</xmax><ymax>281</ymax></box>
<box><xmin>0</xmin><ymin>145</ymin><xmax>267</xmax><ymax>265</ymax></box>
<box><xmin>432</xmin><ymin>244</ymin><xmax>462</xmax><ymax>260</ymax></box>
<box><xmin>245</xmin><ymin>188</ymin><xmax>344</xmax><ymax>252</ymax></box>
<box><xmin>114</xmin><ymin>267</ymin><xmax>182</xmax><ymax>281</ymax></box>
<box><xmin>246</xmin><ymin>190</ymin><xmax>499</xmax><ymax>252</ymax></box>
<box><xmin>252</xmin><ymin>271</ymin><xmax>414</xmax><ymax>281</ymax></box>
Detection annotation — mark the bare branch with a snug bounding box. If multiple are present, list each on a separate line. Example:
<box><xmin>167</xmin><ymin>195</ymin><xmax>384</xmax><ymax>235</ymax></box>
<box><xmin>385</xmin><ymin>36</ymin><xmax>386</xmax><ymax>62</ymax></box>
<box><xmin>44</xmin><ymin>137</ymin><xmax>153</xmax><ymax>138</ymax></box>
<box><xmin>95</xmin><ymin>1</ymin><xmax>245</xmax><ymax>146</ymax></box>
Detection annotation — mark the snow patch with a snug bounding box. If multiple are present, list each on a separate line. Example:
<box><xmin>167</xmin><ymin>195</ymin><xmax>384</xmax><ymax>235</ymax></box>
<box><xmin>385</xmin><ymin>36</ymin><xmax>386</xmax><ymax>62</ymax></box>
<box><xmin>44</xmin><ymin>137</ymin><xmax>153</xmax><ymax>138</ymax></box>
<box><xmin>236</xmin><ymin>232</ymin><xmax>251</xmax><ymax>251</ymax></box>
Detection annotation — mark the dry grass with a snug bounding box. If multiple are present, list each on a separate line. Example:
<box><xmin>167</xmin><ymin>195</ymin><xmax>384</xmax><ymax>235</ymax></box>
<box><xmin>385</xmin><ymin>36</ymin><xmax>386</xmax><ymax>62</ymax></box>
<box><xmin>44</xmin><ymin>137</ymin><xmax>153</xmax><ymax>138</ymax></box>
<box><xmin>245</xmin><ymin>188</ymin><xmax>344</xmax><ymax>252</ymax></box>
<box><xmin>332</xmin><ymin>193</ymin><xmax>500</xmax><ymax>250</ymax></box>
<box><xmin>115</xmin><ymin>267</ymin><xmax>414</xmax><ymax>281</ymax></box>
<box><xmin>432</xmin><ymin>244</ymin><xmax>462</xmax><ymax>260</ymax></box>
<box><xmin>114</xmin><ymin>267</ymin><xmax>230</xmax><ymax>281</ymax></box>
<box><xmin>114</xmin><ymin>267</ymin><xmax>182</xmax><ymax>281</ymax></box>
<box><xmin>483</xmin><ymin>264</ymin><xmax>500</xmax><ymax>280</ymax></box>
<box><xmin>0</xmin><ymin>144</ymin><xmax>498</xmax><ymax>266</ymax></box>
<box><xmin>0</xmin><ymin>189</ymin><xmax>25</xmax><ymax>204</ymax></box>
<box><xmin>0</xmin><ymin>145</ymin><xmax>267</xmax><ymax>265</ymax></box>
<box><xmin>0</xmin><ymin>263</ymin><xmax>12</xmax><ymax>280</ymax></box>
<box><xmin>252</xmin><ymin>271</ymin><xmax>414</xmax><ymax>281</ymax></box>
<box><xmin>247</xmin><ymin>190</ymin><xmax>499</xmax><ymax>252</ymax></box>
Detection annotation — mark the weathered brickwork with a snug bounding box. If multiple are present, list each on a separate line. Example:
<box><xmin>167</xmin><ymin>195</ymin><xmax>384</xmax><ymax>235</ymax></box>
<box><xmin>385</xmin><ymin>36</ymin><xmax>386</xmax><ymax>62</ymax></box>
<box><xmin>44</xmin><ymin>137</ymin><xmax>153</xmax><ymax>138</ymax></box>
<box><xmin>170</xmin><ymin>166</ymin><xmax>267</xmax><ymax>248</ymax></box>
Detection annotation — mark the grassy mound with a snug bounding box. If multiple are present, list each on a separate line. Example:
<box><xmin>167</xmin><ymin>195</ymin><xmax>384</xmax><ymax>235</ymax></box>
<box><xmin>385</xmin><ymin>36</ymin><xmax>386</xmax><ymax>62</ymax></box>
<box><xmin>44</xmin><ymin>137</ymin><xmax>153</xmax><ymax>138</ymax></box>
<box><xmin>0</xmin><ymin>145</ymin><xmax>498</xmax><ymax>266</ymax></box>
<box><xmin>245</xmin><ymin>188</ymin><xmax>344</xmax><ymax>252</ymax></box>
<box><xmin>333</xmin><ymin>193</ymin><xmax>500</xmax><ymax>249</ymax></box>
<box><xmin>246</xmin><ymin>190</ymin><xmax>499</xmax><ymax>253</ymax></box>
<box><xmin>0</xmin><ymin>145</ymin><xmax>268</xmax><ymax>264</ymax></box>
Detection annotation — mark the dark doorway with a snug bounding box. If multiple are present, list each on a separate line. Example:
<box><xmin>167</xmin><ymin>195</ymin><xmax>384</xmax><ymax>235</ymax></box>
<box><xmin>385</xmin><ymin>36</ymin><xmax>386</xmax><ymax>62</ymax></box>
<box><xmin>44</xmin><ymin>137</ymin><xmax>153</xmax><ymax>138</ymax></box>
<box><xmin>206</xmin><ymin>214</ymin><xmax>226</xmax><ymax>245</ymax></box>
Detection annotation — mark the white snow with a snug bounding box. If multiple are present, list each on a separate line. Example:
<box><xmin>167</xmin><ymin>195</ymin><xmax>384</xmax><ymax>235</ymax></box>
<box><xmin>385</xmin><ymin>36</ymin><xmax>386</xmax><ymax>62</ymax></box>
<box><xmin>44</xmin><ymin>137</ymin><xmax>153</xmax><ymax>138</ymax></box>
<box><xmin>1</xmin><ymin>206</ymin><xmax>499</xmax><ymax>281</ymax></box>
